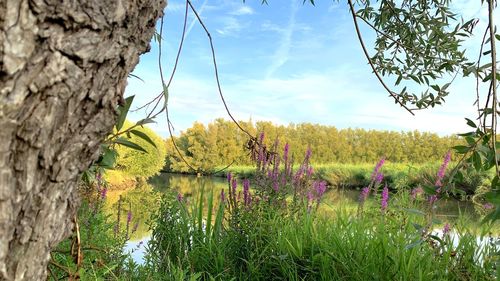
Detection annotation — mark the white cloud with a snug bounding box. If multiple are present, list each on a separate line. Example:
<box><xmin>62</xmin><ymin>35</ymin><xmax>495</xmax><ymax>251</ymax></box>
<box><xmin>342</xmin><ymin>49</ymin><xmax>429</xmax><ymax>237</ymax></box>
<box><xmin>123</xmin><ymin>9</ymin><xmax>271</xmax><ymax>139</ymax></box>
<box><xmin>230</xmin><ymin>6</ymin><xmax>254</xmax><ymax>16</ymax></box>
<box><xmin>216</xmin><ymin>17</ymin><xmax>246</xmax><ymax>36</ymax></box>
<box><xmin>266</xmin><ymin>0</ymin><xmax>299</xmax><ymax>77</ymax></box>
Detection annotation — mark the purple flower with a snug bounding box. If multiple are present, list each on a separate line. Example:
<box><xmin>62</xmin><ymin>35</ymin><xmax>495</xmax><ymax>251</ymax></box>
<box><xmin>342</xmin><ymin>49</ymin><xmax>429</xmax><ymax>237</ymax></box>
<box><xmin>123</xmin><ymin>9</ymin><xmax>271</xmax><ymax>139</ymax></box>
<box><xmin>442</xmin><ymin>223</ymin><xmax>451</xmax><ymax>236</ymax></box>
<box><xmin>371</xmin><ymin>158</ymin><xmax>386</xmax><ymax>181</ymax></box>
<box><xmin>283</xmin><ymin>143</ymin><xmax>289</xmax><ymax>163</ymax></box>
<box><xmin>410</xmin><ymin>187</ymin><xmax>422</xmax><ymax>200</ymax></box>
<box><xmin>484</xmin><ymin>203</ymin><xmax>494</xmax><ymax>210</ymax></box>
<box><xmin>177</xmin><ymin>193</ymin><xmax>183</xmax><ymax>202</ymax></box>
<box><xmin>307</xmin><ymin>191</ymin><xmax>314</xmax><ymax>203</ymax></box>
<box><xmin>306</xmin><ymin>166</ymin><xmax>314</xmax><ymax>177</ymax></box>
<box><xmin>220</xmin><ymin>189</ymin><xmax>226</xmax><ymax>202</ymax></box>
<box><xmin>435</xmin><ymin>151</ymin><xmax>451</xmax><ymax>187</ymax></box>
<box><xmin>314</xmin><ymin>181</ymin><xmax>327</xmax><ymax>201</ymax></box>
<box><xmin>381</xmin><ymin>185</ymin><xmax>389</xmax><ymax>212</ymax></box>
<box><xmin>100</xmin><ymin>187</ymin><xmax>108</xmax><ymax>200</ymax></box>
<box><xmin>227</xmin><ymin>172</ymin><xmax>232</xmax><ymax>183</ymax></box>
<box><xmin>305</xmin><ymin>147</ymin><xmax>312</xmax><ymax>162</ymax></box>
<box><xmin>375</xmin><ymin>172</ymin><xmax>384</xmax><ymax>185</ymax></box>
<box><xmin>243</xmin><ymin>179</ymin><xmax>250</xmax><ymax>205</ymax></box>
<box><xmin>127</xmin><ymin>210</ymin><xmax>132</xmax><ymax>224</ymax></box>
<box><xmin>428</xmin><ymin>194</ymin><xmax>438</xmax><ymax>205</ymax></box>
<box><xmin>231</xmin><ymin>178</ymin><xmax>237</xmax><ymax>197</ymax></box>
<box><xmin>132</xmin><ymin>222</ymin><xmax>139</xmax><ymax>233</ymax></box>
<box><xmin>359</xmin><ymin>187</ymin><xmax>370</xmax><ymax>203</ymax></box>
<box><xmin>258</xmin><ymin>132</ymin><xmax>265</xmax><ymax>143</ymax></box>
<box><xmin>273</xmin><ymin>181</ymin><xmax>279</xmax><ymax>192</ymax></box>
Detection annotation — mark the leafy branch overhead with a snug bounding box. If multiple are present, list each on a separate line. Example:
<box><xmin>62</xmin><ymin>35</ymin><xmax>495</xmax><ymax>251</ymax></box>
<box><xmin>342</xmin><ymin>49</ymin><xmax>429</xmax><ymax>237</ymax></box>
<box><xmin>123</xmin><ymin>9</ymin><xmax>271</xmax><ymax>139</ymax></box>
<box><xmin>354</xmin><ymin>0</ymin><xmax>476</xmax><ymax>110</ymax></box>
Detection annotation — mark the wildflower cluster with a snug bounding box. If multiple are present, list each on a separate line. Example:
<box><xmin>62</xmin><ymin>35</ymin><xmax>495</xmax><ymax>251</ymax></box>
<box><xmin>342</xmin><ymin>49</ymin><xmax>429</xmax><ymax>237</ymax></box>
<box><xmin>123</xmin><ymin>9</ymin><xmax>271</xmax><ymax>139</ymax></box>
<box><xmin>253</xmin><ymin>133</ymin><xmax>327</xmax><ymax>210</ymax></box>
<box><xmin>358</xmin><ymin>157</ymin><xmax>387</xmax><ymax>214</ymax></box>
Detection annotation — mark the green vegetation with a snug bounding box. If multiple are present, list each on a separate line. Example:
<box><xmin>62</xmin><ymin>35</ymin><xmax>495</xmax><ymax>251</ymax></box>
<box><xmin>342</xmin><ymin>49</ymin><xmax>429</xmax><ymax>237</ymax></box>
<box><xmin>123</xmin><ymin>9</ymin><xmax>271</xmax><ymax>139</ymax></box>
<box><xmin>165</xmin><ymin>119</ymin><xmax>462</xmax><ymax>173</ymax></box>
<box><xmin>142</xmin><ymin>183</ymin><xmax>497</xmax><ymax>281</ymax></box>
<box><xmin>114</xmin><ymin>120</ymin><xmax>167</xmax><ymax>179</ymax></box>
<box><xmin>215</xmin><ymin>162</ymin><xmax>492</xmax><ymax>195</ymax></box>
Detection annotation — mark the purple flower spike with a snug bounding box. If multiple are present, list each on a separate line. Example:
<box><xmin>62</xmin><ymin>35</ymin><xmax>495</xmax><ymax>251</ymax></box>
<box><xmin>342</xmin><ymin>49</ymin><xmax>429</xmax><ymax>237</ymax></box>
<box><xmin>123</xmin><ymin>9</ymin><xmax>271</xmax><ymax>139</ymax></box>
<box><xmin>100</xmin><ymin>187</ymin><xmax>108</xmax><ymax>200</ymax></box>
<box><xmin>435</xmin><ymin>151</ymin><xmax>451</xmax><ymax>187</ymax></box>
<box><xmin>371</xmin><ymin>158</ymin><xmax>386</xmax><ymax>181</ymax></box>
<box><xmin>243</xmin><ymin>179</ymin><xmax>250</xmax><ymax>205</ymax></box>
<box><xmin>375</xmin><ymin>173</ymin><xmax>384</xmax><ymax>185</ymax></box>
<box><xmin>220</xmin><ymin>189</ymin><xmax>226</xmax><ymax>202</ymax></box>
<box><xmin>231</xmin><ymin>178</ymin><xmax>237</xmax><ymax>197</ymax></box>
<box><xmin>315</xmin><ymin>181</ymin><xmax>327</xmax><ymax>201</ymax></box>
<box><xmin>132</xmin><ymin>222</ymin><xmax>139</xmax><ymax>233</ymax></box>
<box><xmin>227</xmin><ymin>172</ymin><xmax>232</xmax><ymax>183</ymax></box>
<box><xmin>381</xmin><ymin>185</ymin><xmax>389</xmax><ymax>212</ymax></box>
<box><xmin>273</xmin><ymin>181</ymin><xmax>279</xmax><ymax>192</ymax></box>
<box><xmin>127</xmin><ymin>210</ymin><xmax>132</xmax><ymax>224</ymax></box>
<box><xmin>305</xmin><ymin>147</ymin><xmax>312</xmax><ymax>161</ymax></box>
<box><xmin>283</xmin><ymin>143</ymin><xmax>289</xmax><ymax>162</ymax></box>
<box><xmin>359</xmin><ymin>187</ymin><xmax>370</xmax><ymax>203</ymax></box>
<box><xmin>177</xmin><ymin>193</ymin><xmax>183</xmax><ymax>202</ymax></box>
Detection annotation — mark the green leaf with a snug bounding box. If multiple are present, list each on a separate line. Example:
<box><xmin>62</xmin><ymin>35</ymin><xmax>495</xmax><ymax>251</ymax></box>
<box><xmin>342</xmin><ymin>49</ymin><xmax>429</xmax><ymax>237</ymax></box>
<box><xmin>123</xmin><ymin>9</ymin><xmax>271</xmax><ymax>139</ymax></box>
<box><xmin>422</xmin><ymin>185</ymin><xmax>437</xmax><ymax>195</ymax></box>
<box><xmin>136</xmin><ymin>118</ymin><xmax>157</xmax><ymax>126</ymax></box>
<box><xmin>404</xmin><ymin>208</ymin><xmax>426</xmax><ymax>216</ymax></box>
<box><xmin>130</xmin><ymin>129</ymin><xmax>157</xmax><ymax>148</ymax></box>
<box><xmin>465</xmin><ymin>118</ymin><xmax>477</xmax><ymax>128</ymax></box>
<box><xmin>98</xmin><ymin>147</ymin><xmax>118</xmax><ymax>168</ymax></box>
<box><xmin>116</xmin><ymin>96</ymin><xmax>134</xmax><ymax>131</ymax></box>
<box><xmin>114</xmin><ymin>137</ymin><xmax>148</xmax><ymax>153</ymax></box>
<box><xmin>405</xmin><ymin>239</ymin><xmax>423</xmax><ymax>250</ymax></box>
<box><xmin>412</xmin><ymin>223</ymin><xmax>424</xmax><ymax>230</ymax></box>
<box><xmin>452</xmin><ymin>145</ymin><xmax>469</xmax><ymax>154</ymax></box>
<box><xmin>472</xmin><ymin>151</ymin><xmax>482</xmax><ymax>171</ymax></box>
<box><xmin>482</xmin><ymin>207</ymin><xmax>500</xmax><ymax>224</ymax></box>
<box><xmin>484</xmin><ymin>191</ymin><xmax>500</xmax><ymax>205</ymax></box>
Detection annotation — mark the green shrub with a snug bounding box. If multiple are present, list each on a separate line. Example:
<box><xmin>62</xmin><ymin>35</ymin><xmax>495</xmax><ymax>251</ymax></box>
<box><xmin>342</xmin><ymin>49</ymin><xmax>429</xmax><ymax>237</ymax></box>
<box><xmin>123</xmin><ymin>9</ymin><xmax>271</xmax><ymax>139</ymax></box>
<box><xmin>115</xmin><ymin>121</ymin><xmax>167</xmax><ymax>179</ymax></box>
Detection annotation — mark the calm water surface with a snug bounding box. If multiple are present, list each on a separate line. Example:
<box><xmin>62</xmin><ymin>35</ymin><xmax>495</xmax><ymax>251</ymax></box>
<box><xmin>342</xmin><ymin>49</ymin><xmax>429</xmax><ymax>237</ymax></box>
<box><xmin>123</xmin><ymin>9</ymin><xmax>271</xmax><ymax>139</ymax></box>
<box><xmin>107</xmin><ymin>173</ymin><xmax>482</xmax><ymax>264</ymax></box>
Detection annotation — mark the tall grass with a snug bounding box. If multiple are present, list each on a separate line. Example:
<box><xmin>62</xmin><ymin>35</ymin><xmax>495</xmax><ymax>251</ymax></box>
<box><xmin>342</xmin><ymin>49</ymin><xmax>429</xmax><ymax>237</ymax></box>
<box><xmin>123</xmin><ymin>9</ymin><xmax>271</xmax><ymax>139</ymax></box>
<box><xmin>143</xmin><ymin>188</ymin><xmax>498</xmax><ymax>281</ymax></box>
<box><xmin>144</xmin><ymin>141</ymin><xmax>497</xmax><ymax>280</ymax></box>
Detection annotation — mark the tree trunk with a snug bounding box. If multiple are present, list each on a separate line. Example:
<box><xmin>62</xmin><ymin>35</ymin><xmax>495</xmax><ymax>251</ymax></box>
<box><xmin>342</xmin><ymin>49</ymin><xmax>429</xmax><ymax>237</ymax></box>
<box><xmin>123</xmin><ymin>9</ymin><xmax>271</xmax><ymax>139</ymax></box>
<box><xmin>0</xmin><ymin>0</ymin><xmax>165</xmax><ymax>279</ymax></box>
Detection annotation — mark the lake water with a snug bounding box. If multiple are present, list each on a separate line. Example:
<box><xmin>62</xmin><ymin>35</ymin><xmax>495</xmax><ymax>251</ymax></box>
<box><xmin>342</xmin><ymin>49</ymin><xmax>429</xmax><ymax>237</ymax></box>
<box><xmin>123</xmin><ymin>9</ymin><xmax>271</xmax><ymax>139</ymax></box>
<box><xmin>106</xmin><ymin>173</ymin><xmax>483</xmax><ymax>264</ymax></box>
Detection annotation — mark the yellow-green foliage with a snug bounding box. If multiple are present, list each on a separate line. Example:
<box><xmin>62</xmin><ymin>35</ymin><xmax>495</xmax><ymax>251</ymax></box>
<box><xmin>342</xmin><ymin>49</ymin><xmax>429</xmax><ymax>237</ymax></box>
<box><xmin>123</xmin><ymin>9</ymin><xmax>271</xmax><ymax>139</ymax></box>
<box><xmin>115</xmin><ymin>121</ymin><xmax>166</xmax><ymax>178</ymax></box>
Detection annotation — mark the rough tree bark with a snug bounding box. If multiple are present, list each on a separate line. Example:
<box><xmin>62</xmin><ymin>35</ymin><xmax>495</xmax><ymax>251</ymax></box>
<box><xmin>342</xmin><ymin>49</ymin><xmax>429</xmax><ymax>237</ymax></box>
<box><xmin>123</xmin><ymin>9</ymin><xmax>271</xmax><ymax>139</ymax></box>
<box><xmin>0</xmin><ymin>0</ymin><xmax>166</xmax><ymax>279</ymax></box>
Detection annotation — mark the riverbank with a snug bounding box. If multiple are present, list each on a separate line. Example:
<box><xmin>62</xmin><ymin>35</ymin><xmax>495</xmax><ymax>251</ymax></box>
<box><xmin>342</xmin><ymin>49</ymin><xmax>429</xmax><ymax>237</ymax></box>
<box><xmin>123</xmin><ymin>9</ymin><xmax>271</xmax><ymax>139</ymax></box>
<box><xmin>163</xmin><ymin>162</ymin><xmax>492</xmax><ymax>195</ymax></box>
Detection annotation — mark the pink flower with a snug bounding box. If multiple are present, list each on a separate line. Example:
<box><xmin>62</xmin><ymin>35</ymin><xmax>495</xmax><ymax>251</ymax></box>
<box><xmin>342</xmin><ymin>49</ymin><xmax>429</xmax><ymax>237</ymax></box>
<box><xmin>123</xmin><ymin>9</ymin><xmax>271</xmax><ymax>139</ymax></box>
<box><xmin>177</xmin><ymin>193</ymin><xmax>183</xmax><ymax>202</ymax></box>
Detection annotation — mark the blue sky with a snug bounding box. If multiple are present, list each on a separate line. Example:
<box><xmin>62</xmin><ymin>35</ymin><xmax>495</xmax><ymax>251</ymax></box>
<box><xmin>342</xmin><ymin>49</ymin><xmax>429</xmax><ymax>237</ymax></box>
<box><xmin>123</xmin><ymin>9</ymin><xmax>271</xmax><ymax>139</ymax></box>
<box><xmin>125</xmin><ymin>0</ymin><xmax>494</xmax><ymax>137</ymax></box>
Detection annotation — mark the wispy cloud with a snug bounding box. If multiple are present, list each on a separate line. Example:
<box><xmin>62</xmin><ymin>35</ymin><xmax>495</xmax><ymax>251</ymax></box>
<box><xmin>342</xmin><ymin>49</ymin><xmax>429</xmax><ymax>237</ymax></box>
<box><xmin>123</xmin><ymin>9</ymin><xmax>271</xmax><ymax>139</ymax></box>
<box><xmin>266</xmin><ymin>0</ymin><xmax>299</xmax><ymax>78</ymax></box>
<box><xmin>230</xmin><ymin>6</ymin><xmax>255</xmax><ymax>16</ymax></box>
<box><xmin>216</xmin><ymin>17</ymin><xmax>247</xmax><ymax>36</ymax></box>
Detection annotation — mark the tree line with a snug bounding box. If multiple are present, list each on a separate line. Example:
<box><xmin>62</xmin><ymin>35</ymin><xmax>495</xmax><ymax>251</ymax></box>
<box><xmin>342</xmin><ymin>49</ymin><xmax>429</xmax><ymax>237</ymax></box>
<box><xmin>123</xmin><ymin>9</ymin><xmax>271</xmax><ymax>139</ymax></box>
<box><xmin>165</xmin><ymin>118</ymin><xmax>462</xmax><ymax>173</ymax></box>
